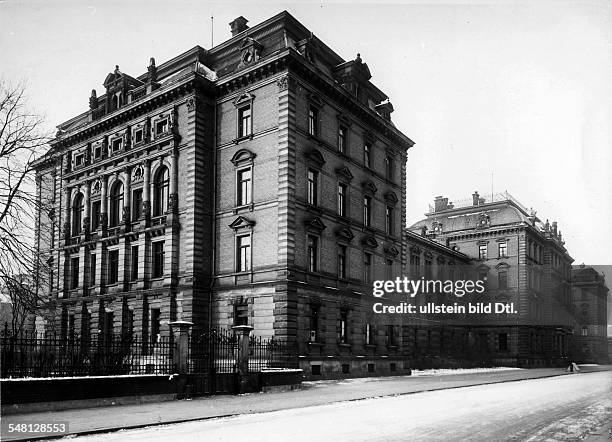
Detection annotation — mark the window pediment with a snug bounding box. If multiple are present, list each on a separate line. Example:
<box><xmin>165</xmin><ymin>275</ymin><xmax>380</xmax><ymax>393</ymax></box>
<box><xmin>335</xmin><ymin>166</ymin><xmax>354</xmax><ymax>182</ymax></box>
<box><xmin>362</xmin><ymin>180</ymin><xmax>377</xmax><ymax>194</ymax></box>
<box><xmin>305</xmin><ymin>149</ymin><xmax>326</xmax><ymax>167</ymax></box>
<box><xmin>231</xmin><ymin>148</ymin><xmax>256</xmax><ymax>167</ymax></box>
<box><xmin>361</xmin><ymin>236</ymin><xmax>379</xmax><ymax>249</ymax></box>
<box><xmin>384</xmin><ymin>191</ymin><xmax>398</xmax><ymax>205</ymax></box>
<box><xmin>336</xmin><ymin>227</ymin><xmax>355</xmax><ymax>242</ymax></box>
<box><xmin>307</xmin><ymin>92</ymin><xmax>323</xmax><ymax>109</ymax></box>
<box><xmin>306</xmin><ymin>217</ymin><xmax>327</xmax><ymax>232</ymax></box>
<box><xmin>229</xmin><ymin>216</ymin><xmax>255</xmax><ymax>231</ymax></box>
<box><xmin>384</xmin><ymin>245</ymin><xmax>400</xmax><ymax>257</ymax></box>
<box><xmin>233</xmin><ymin>92</ymin><xmax>255</xmax><ymax>108</ymax></box>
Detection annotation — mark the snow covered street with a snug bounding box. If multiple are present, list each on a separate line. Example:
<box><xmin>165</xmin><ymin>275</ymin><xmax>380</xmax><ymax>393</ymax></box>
<box><xmin>80</xmin><ymin>370</ymin><xmax>612</xmax><ymax>441</ymax></box>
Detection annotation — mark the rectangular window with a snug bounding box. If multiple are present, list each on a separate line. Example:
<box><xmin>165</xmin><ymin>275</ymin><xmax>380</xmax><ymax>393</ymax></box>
<box><xmin>238</xmin><ymin>106</ymin><xmax>252</xmax><ymax>138</ymax></box>
<box><xmin>581</xmin><ymin>327</ymin><xmax>588</xmax><ymax>336</ymax></box>
<box><xmin>70</xmin><ymin>257</ymin><xmax>79</xmax><ymax>289</ymax></box>
<box><xmin>363</xmin><ymin>196</ymin><xmax>371</xmax><ymax>227</ymax></box>
<box><xmin>307</xmin><ymin>235</ymin><xmax>318</xmax><ymax>272</ymax></box>
<box><xmin>364</xmin><ymin>143</ymin><xmax>371</xmax><ymax>168</ymax></box>
<box><xmin>134</xmin><ymin>128</ymin><xmax>144</xmax><ymax>144</ymax></box>
<box><xmin>310</xmin><ymin>305</ymin><xmax>319</xmax><ymax>342</ymax></box>
<box><xmin>338</xmin><ymin>244</ymin><xmax>347</xmax><ymax>279</ymax></box>
<box><xmin>385</xmin><ymin>156</ymin><xmax>394</xmax><ymax>181</ymax></box>
<box><xmin>387</xmin><ymin>325</ymin><xmax>396</xmax><ymax>346</ymax></box>
<box><xmin>75</xmin><ymin>153</ymin><xmax>84</xmax><ymax>167</ymax></box>
<box><xmin>93</xmin><ymin>143</ymin><xmax>102</xmax><ymax>159</ymax></box>
<box><xmin>152</xmin><ymin>241</ymin><xmax>165</xmax><ymax>278</ymax></box>
<box><xmin>366</xmin><ymin>323</ymin><xmax>373</xmax><ymax>345</ymax></box>
<box><xmin>479</xmin><ymin>244</ymin><xmax>488</xmax><ymax>260</ymax></box>
<box><xmin>364</xmin><ymin>252</ymin><xmax>372</xmax><ymax>284</ymax></box>
<box><xmin>237</xmin><ymin>168</ymin><xmax>252</xmax><ymax>206</ymax></box>
<box><xmin>498</xmin><ymin>333</ymin><xmax>508</xmax><ymax>352</ymax></box>
<box><xmin>308</xmin><ymin>106</ymin><xmax>318</xmax><ymax>136</ymax></box>
<box><xmin>131</xmin><ymin>246</ymin><xmax>139</xmax><ymax>281</ymax></box>
<box><xmin>237</xmin><ymin>235</ymin><xmax>251</xmax><ymax>272</ymax></box>
<box><xmin>338</xmin><ymin>126</ymin><xmax>347</xmax><ymax>153</ymax></box>
<box><xmin>234</xmin><ymin>304</ymin><xmax>249</xmax><ymax>326</ymax></box>
<box><xmin>150</xmin><ymin>308</ymin><xmax>161</xmax><ymax>343</ymax></box>
<box><xmin>386</xmin><ymin>206</ymin><xmax>394</xmax><ymax>235</ymax></box>
<box><xmin>108</xmin><ymin>250</ymin><xmax>119</xmax><ymax>284</ymax></box>
<box><xmin>89</xmin><ymin>253</ymin><xmax>96</xmax><ymax>286</ymax></box>
<box><xmin>91</xmin><ymin>200</ymin><xmax>101</xmax><ymax>231</ymax></box>
<box><xmin>132</xmin><ymin>188</ymin><xmax>143</xmax><ymax>220</ymax></box>
<box><xmin>498</xmin><ymin>242</ymin><xmax>508</xmax><ymax>258</ymax></box>
<box><xmin>498</xmin><ymin>270</ymin><xmax>508</xmax><ymax>289</ymax></box>
<box><xmin>111</xmin><ymin>137</ymin><xmax>123</xmax><ymax>153</ymax></box>
<box><xmin>307</xmin><ymin>169</ymin><xmax>318</xmax><ymax>206</ymax></box>
<box><xmin>338</xmin><ymin>183</ymin><xmax>347</xmax><ymax>217</ymax></box>
<box><xmin>155</xmin><ymin>119</ymin><xmax>168</xmax><ymax>136</ymax></box>
<box><xmin>386</xmin><ymin>259</ymin><xmax>394</xmax><ymax>280</ymax></box>
<box><xmin>425</xmin><ymin>259</ymin><xmax>433</xmax><ymax>279</ymax></box>
<box><xmin>339</xmin><ymin>310</ymin><xmax>348</xmax><ymax>344</ymax></box>
<box><xmin>411</xmin><ymin>255</ymin><xmax>421</xmax><ymax>278</ymax></box>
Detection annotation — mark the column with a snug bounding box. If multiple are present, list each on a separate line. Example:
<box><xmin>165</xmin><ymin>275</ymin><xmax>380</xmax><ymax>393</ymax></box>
<box><xmin>83</xmin><ymin>182</ymin><xmax>91</xmax><ymax>236</ymax></box>
<box><xmin>122</xmin><ymin>167</ymin><xmax>131</xmax><ymax>226</ymax></box>
<box><xmin>63</xmin><ymin>187</ymin><xmax>72</xmax><ymax>242</ymax></box>
<box><xmin>100</xmin><ymin>175</ymin><xmax>108</xmax><ymax>232</ymax></box>
<box><xmin>141</xmin><ymin>160</ymin><xmax>151</xmax><ymax>225</ymax></box>
<box><xmin>168</xmin><ymin>150</ymin><xmax>178</xmax><ymax>214</ymax></box>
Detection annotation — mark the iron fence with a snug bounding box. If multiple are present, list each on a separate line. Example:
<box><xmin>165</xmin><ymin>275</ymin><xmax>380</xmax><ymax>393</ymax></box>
<box><xmin>1</xmin><ymin>327</ymin><xmax>173</xmax><ymax>378</ymax></box>
<box><xmin>247</xmin><ymin>335</ymin><xmax>299</xmax><ymax>372</ymax></box>
<box><xmin>187</xmin><ymin>328</ymin><xmax>298</xmax><ymax>374</ymax></box>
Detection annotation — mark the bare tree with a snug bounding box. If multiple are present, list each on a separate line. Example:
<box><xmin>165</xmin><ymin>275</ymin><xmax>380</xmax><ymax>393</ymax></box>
<box><xmin>0</xmin><ymin>81</ymin><xmax>52</xmax><ymax>334</ymax></box>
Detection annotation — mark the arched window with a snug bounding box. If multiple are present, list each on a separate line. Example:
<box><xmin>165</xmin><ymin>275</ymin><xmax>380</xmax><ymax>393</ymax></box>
<box><xmin>72</xmin><ymin>193</ymin><xmax>84</xmax><ymax>236</ymax></box>
<box><xmin>109</xmin><ymin>181</ymin><xmax>124</xmax><ymax>227</ymax></box>
<box><xmin>153</xmin><ymin>166</ymin><xmax>169</xmax><ymax>216</ymax></box>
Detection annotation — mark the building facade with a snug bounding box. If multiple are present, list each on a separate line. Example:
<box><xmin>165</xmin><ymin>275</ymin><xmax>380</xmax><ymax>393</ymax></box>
<box><xmin>571</xmin><ymin>265</ymin><xmax>609</xmax><ymax>363</ymax></box>
<box><xmin>32</xmin><ymin>12</ymin><xmax>430</xmax><ymax>377</ymax></box>
<box><xmin>409</xmin><ymin>191</ymin><xmax>575</xmax><ymax>367</ymax></box>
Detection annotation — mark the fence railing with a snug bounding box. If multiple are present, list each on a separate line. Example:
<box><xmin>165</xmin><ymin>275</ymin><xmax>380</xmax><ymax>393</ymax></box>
<box><xmin>187</xmin><ymin>328</ymin><xmax>298</xmax><ymax>374</ymax></box>
<box><xmin>1</xmin><ymin>326</ymin><xmax>298</xmax><ymax>379</ymax></box>
<box><xmin>1</xmin><ymin>329</ymin><xmax>173</xmax><ymax>378</ymax></box>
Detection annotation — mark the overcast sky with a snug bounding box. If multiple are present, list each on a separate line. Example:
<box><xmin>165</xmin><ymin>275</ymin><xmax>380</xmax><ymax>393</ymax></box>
<box><xmin>1</xmin><ymin>0</ymin><xmax>611</xmax><ymax>265</ymax></box>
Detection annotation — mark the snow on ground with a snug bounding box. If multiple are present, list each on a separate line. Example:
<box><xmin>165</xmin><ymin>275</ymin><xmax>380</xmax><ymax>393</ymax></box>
<box><xmin>302</xmin><ymin>366</ymin><xmax>523</xmax><ymax>387</ymax></box>
<box><xmin>78</xmin><ymin>371</ymin><xmax>612</xmax><ymax>442</ymax></box>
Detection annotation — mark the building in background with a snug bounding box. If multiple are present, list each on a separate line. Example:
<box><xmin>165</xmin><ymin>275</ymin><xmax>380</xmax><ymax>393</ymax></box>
<box><xmin>32</xmin><ymin>11</ymin><xmax>421</xmax><ymax>378</ymax></box>
<box><xmin>571</xmin><ymin>265</ymin><xmax>609</xmax><ymax>363</ymax></box>
<box><xmin>409</xmin><ymin>191</ymin><xmax>575</xmax><ymax>367</ymax></box>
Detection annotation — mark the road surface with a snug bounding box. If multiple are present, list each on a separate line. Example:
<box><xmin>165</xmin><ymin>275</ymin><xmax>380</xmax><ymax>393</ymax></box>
<box><xmin>81</xmin><ymin>370</ymin><xmax>612</xmax><ymax>441</ymax></box>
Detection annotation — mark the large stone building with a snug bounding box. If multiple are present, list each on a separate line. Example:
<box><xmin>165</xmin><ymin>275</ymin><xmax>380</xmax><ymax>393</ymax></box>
<box><xmin>32</xmin><ymin>11</ymin><xmax>432</xmax><ymax>377</ymax></box>
<box><xmin>409</xmin><ymin>191</ymin><xmax>575</xmax><ymax>367</ymax></box>
<box><xmin>571</xmin><ymin>265</ymin><xmax>609</xmax><ymax>363</ymax></box>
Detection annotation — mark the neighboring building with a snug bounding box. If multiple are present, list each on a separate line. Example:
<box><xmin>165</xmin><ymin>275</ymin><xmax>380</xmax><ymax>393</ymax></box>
<box><xmin>410</xmin><ymin>191</ymin><xmax>575</xmax><ymax>367</ymax></box>
<box><xmin>32</xmin><ymin>12</ymin><xmax>419</xmax><ymax>377</ymax></box>
<box><xmin>571</xmin><ymin>265</ymin><xmax>609</xmax><ymax>363</ymax></box>
<box><xmin>402</xmin><ymin>229</ymin><xmax>473</xmax><ymax>368</ymax></box>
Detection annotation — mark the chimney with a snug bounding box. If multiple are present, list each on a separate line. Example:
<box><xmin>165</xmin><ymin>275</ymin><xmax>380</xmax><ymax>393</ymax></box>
<box><xmin>229</xmin><ymin>16</ymin><xmax>249</xmax><ymax>36</ymax></box>
<box><xmin>472</xmin><ymin>191</ymin><xmax>480</xmax><ymax>206</ymax></box>
<box><xmin>89</xmin><ymin>89</ymin><xmax>98</xmax><ymax>110</ymax></box>
<box><xmin>552</xmin><ymin>221</ymin><xmax>558</xmax><ymax>237</ymax></box>
<box><xmin>434</xmin><ymin>196</ymin><xmax>449</xmax><ymax>212</ymax></box>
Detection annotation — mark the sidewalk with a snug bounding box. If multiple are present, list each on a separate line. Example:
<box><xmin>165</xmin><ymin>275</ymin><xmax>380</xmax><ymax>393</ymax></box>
<box><xmin>2</xmin><ymin>365</ymin><xmax>611</xmax><ymax>441</ymax></box>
